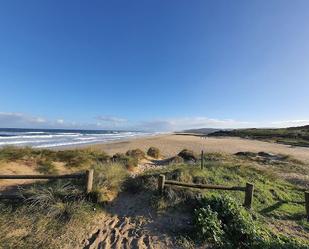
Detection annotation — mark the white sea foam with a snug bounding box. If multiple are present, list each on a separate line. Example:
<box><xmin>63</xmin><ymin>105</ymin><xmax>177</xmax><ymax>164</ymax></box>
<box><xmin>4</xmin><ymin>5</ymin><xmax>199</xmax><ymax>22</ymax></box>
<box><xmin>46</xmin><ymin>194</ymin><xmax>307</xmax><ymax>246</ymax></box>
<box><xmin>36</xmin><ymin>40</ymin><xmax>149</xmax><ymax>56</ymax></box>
<box><xmin>0</xmin><ymin>129</ymin><xmax>156</xmax><ymax>148</ymax></box>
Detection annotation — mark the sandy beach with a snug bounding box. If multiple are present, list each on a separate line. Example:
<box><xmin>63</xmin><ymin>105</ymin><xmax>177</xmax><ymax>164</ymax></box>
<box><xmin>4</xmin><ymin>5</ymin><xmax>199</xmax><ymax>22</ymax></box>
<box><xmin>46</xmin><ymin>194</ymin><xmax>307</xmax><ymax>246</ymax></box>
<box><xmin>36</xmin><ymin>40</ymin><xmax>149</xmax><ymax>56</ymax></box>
<box><xmin>82</xmin><ymin>134</ymin><xmax>309</xmax><ymax>163</ymax></box>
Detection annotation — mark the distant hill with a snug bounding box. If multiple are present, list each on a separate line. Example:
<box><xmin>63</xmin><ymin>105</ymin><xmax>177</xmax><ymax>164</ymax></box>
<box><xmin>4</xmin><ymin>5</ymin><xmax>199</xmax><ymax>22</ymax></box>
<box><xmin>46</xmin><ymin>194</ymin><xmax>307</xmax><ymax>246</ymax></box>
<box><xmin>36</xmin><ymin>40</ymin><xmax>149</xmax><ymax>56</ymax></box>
<box><xmin>178</xmin><ymin>128</ymin><xmax>221</xmax><ymax>135</ymax></box>
<box><xmin>208</xmin><ymin>125</ymin><xmax>309</xmax><ymax>147</ymax></box>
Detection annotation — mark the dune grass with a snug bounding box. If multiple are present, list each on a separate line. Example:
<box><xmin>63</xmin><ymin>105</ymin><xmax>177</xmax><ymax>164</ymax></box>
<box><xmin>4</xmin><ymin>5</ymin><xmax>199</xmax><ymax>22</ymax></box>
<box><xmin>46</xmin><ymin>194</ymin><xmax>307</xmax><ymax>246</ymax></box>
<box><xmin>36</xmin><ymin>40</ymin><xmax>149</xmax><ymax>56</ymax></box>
<box><xmin>0</xmin><ymin>179</ymin><xmax>104</xmax><ymax>249</ymax></box>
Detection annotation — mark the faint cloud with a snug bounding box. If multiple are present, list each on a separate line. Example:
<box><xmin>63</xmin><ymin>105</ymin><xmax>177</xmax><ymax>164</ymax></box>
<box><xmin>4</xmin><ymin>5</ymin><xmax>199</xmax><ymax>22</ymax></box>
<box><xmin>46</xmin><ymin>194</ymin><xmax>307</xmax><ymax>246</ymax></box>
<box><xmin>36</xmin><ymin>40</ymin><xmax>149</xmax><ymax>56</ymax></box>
<box><xmin>56</xmin><ymin>119</ymin><xmax>64</xmax><ymax>124</ymax></box>
<box><xmin>0</xmin><ymin>112</ymin><xmax>308</xmax><ymax>131</ymax></box>
<box><xmin>96</xmin><ymin>115</ymin><xmax>127</xmax><ymax>123</ymax></box>
<box><xmin>137</xmin><ymin>117</ymin><xmax>252</xmax><ymax>131</ymax></box>
<box><xmin>0</xmin><ymin>112</ymin><xmax>47</xmax><ymax>127</ymax></box>
<box><xmin>95</xmin><ymin>115</ymin><xmax>127</xmax><ymax>128</ymax></box>
<box><xmin>270</xmin><ymin>120</ymin><xmax>309</xmax><ymax>128</ymax></box>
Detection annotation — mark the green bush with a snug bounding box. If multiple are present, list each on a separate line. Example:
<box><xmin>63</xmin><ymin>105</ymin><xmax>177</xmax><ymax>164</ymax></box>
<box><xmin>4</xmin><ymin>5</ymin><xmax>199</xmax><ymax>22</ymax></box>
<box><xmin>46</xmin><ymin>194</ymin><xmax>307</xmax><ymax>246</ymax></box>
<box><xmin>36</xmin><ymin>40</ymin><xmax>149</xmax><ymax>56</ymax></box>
<box><xmin>125</xmin><ymin>149</ymin><xmax>145</xmax><ymax>160</ymax></box>
<box><xmin>194</xmin><ymin>205</ymin><xmax>224</xmax><ymax>245</ymax></box>
<box><xmin>194</xmin><ymin>195</ymin><xmax>309</xmax><ymax>249</ymax></box>
<box><xmin>147</xmin><ymin>147</ymin><xmax>160</xmax><ymax>158</ymax></box>
<box><xmin>195</xmin><ymin>195</ymin><xmax>256</xmax><ymax>248</ymax></box>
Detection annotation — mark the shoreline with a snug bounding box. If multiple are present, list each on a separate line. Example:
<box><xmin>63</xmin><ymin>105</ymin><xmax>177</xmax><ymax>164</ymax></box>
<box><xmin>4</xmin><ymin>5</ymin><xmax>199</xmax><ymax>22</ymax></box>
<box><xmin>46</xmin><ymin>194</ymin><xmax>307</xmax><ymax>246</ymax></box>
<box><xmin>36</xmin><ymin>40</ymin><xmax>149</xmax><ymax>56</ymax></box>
<box><xmin>51</xmin><ymin>133</ymin><xmax>170</xmax><ymax>150</ymax></box>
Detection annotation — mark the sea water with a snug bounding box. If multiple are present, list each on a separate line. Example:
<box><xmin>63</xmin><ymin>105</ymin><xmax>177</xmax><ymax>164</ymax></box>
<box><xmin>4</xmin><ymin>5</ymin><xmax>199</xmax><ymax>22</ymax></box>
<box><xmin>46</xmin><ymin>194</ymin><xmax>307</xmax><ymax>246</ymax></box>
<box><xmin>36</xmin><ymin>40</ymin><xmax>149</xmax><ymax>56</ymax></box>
<box><xmin>0</xmin><ymin>128</ymin><xmax>155</xmax><ymax>148</ymax></box>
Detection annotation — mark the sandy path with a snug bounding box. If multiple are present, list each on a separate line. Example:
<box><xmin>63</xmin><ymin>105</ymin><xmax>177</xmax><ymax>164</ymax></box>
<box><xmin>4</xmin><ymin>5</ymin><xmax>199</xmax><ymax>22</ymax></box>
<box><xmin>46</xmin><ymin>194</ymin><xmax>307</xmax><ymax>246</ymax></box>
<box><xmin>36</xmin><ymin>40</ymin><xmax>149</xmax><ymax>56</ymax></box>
<box><xmin>84</xmin><ymin>134</ymin><xmax>309</xmax><ymax>163</ymax></box>
<box><xmin>82</xmin><ymin>192</ymin><xmax>189</xmax><ymax>249</ymax></box>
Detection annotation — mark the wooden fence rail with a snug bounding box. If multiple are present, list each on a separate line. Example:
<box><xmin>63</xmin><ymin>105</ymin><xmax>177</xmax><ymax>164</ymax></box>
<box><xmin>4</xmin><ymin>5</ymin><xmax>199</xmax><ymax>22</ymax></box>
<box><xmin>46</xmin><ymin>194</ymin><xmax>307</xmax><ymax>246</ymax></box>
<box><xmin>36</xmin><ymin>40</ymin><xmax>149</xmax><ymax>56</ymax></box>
<box><xmin>0</xmin><ymin>174</ymin><xmax>85</xmax><ymax>180</ymax></box>
<box><xmin>158</xmin><ymin>174</ymin><xmax>254</xmax><ymax>209</ymax></box>
<box><xmin>0</xmin><ymin>169</ymin><xmax>94</xmax><ymax>199</ymax></box>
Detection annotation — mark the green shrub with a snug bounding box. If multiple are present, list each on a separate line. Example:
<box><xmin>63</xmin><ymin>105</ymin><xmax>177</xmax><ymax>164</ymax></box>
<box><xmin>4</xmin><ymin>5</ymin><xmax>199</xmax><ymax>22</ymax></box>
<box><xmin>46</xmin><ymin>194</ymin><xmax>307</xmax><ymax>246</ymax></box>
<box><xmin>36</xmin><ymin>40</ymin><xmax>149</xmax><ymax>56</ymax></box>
<box><xmin>147</xmin><ymin>147</ymin><xmax>160</xmax><ymax>158</ymax></box>
<box><xmin>194</xmin><ymin>205</ymin><xmax>224</xmax><ymax>245</ymax></box>
<box><xmin>125</xmin><ymin>149</ymin><xmax>145</xmax><ymax>160</ymax></box>
<box><xmin>194</xmin><ymin>195</ymin><xmax>309</xmax><ymax>249</ymax></box>
<box><xmin>195</xmin><ymin>195</ymin><xmax>256</xmax><ymax>248</ymax></box>
<box><xmin>178</xmin><ymin>149</ymin><xmax>197</xmax><ymax>162</ymax></box>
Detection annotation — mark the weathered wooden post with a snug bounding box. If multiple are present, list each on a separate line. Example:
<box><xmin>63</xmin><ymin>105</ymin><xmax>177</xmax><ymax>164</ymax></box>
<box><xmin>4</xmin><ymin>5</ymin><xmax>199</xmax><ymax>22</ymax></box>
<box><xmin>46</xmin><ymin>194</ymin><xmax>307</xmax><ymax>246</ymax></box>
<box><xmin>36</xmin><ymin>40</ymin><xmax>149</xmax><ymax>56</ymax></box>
<box><xmin>158</xmin><ymin>174</ymin><xmax>165</xmax><ymax>194</ymax></box>
<box><xmin>305</xmin><ymin>191</ymin><xmax>309</xmax><ymax>221</ymax></box>
<box><xmin>244</xmin><ymin>183</ymin><xmax>254</xmax><ymax>209</ymax></box>
<box><xmin>201</xmin><ymin>150</ymin><xmax>204</xmax><ymax>169</ymax></box>
<box><xmin>85</xmin><ymin>169</ymin><xmax>94</xmax><ymax>193</ymax></box>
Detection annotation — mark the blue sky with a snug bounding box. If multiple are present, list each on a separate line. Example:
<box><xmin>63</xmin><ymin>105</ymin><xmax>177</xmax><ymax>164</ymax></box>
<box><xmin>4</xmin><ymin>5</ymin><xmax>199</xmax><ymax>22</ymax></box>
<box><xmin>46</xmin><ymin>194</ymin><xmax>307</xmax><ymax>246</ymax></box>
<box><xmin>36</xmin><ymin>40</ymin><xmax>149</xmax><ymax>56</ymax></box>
<box><xmin>0</xmin><ymin>0</ymin><xmax>309</xmax><ymax>131</ymax></box>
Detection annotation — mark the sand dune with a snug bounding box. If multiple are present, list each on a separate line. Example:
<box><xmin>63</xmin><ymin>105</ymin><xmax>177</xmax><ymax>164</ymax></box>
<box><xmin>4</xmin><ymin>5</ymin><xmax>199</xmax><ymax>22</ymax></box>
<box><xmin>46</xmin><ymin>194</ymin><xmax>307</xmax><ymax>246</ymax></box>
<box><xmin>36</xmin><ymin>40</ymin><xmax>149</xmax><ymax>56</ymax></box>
<box><xmin>85</xmin><ymin>134</ymin><xmax>309</xmax><ymax>163</ymax></box>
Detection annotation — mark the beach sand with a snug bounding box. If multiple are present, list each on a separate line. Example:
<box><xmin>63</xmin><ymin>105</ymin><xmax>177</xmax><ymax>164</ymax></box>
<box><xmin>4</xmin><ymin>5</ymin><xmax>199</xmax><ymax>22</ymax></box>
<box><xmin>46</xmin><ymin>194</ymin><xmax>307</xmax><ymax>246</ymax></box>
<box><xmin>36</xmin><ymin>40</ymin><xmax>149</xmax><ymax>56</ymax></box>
<box><xmin>82</xmin><ymin>134</ymin><xmax>309</xmax><ymax>163</ymax></box>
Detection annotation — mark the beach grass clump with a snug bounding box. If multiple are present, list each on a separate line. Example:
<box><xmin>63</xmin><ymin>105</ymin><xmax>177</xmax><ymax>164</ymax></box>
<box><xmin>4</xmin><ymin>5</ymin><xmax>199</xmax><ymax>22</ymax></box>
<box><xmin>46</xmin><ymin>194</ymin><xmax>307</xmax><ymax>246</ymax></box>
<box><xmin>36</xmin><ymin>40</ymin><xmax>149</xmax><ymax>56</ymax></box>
<box><xmin>125</xmin><ymin>148</ymin><xmax>145</xmax><ymax>160</ymax></box>
<box><xmin>91</xmin><ymin>162</ymin><xmax>129</xmax><ymax>202</ymax></box>
<box><xmin>23</xmin><ymin>182</ymin><xmax>84</xmax><ymax>220</ymax></box>
<box><xmin>147</xmin><ymin>147</ymin><xmax>160</xmax><ymax>158</ymax></box>
<box><xmin>55</xmin><ymin>150</ymin><xmax>92</xmax><ymax>167</ymax></box>
<box><xmin>167</xmin><ymin>155</ymin><xmax>184</xmax><ymax>164</ymax></box>
<box><xmin>36</xmin><ymin>159</ymin><xmax>58</xmax><ymax>174</ymax></box>
<box><xmin>112</xmin><ymin>153</ymin><xmax>138</xmax><ymax>169</ymax></box>
<box><xmin>87</xmin><ymin>150</ymin><xmax>110</xmax><ymax>163</ymax></box>
<box><xmin>178</xmin><ymin>149</ymin><xmax>198</xmax><ymax>162</ymax></box>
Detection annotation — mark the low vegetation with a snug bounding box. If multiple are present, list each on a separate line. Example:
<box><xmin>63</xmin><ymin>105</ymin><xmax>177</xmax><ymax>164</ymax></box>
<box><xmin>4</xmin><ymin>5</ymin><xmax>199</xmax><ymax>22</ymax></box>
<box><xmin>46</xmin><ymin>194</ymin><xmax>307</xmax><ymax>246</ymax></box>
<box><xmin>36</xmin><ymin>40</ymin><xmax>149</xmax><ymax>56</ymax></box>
<box><xmin>0</xmin><ymin>180</ymin><xmax>102</xmax><ymax>249</ymax></box>
<box><xmin>209</xmin><ymin>125</ymin><xmax>309</xmax><ymax>147</ymax></box>
<box><xmin>36</xmin><ymin>159</ymin><xmax>58</xmax><ymax>174</ymax></box>
<box><xmin>125</xmin><ymin>148</ymin><xmax>145</xmax><ymax>160</ymax></box>
<box><xmin>147</xmin><ymin>146</ymin><xmax>161</xmax><ymax>158</ymax></box>
<box><xmin>112</xmin><ymin>152</ymin><xmax>138</xmax><ymax>169</ymax></box>
<box><xmin>194</xmin><ymin>195</ymin><xmax>308</xmax><ymax>248</ymax></box>
<box><xmin>91</xmin><ymin>162</ymin><xmax>129</xmax><ymax>202</ymax></box>
<box><xmin>0</xmin><ymin>146</ymin><xmax>308</xmax><ymax>248</ymax></box>
<box><xmin>178</xmin><ymin>149</ymin><xmax>198</xmax><ymax>162</ymax></box>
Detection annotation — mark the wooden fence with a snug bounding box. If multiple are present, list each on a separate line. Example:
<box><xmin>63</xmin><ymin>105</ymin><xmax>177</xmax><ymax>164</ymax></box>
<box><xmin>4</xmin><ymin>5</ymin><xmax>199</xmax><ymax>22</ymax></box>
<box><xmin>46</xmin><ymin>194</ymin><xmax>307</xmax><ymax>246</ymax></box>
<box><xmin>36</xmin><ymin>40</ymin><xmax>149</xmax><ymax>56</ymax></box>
<box><xmin>158</xmin><ymin>174</ymin><xmax>309</xmax><ymax>219</ymax></box>
<box><xmin>0</xmin><ymin>169</ymin><xmax>94</xmax><ymax>199</ymax></box>
<box><xmin>158</xmin><ymin>174</ymin><xmax>254</xmax><ymax>209</ymax></box>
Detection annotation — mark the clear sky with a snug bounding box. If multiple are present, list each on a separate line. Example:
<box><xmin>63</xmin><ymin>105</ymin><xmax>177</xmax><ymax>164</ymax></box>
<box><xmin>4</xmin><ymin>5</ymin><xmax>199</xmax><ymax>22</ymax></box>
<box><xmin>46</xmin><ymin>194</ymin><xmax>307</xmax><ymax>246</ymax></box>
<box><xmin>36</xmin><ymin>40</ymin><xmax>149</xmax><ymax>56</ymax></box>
<box><xmin>0</xmin><ymin>0</ymin><xmax>309</xmax><ymax>131</ymax></box>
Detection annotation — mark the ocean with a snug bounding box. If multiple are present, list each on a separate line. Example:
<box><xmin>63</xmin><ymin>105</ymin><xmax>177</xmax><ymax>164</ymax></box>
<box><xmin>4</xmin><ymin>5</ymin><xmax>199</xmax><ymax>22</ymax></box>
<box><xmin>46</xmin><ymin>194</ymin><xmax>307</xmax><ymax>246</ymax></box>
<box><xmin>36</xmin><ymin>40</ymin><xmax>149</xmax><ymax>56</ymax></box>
<box><xmin>0</xmin><ymin>128</ymin><xmax>155</xmax><ymax>148</ymax></box>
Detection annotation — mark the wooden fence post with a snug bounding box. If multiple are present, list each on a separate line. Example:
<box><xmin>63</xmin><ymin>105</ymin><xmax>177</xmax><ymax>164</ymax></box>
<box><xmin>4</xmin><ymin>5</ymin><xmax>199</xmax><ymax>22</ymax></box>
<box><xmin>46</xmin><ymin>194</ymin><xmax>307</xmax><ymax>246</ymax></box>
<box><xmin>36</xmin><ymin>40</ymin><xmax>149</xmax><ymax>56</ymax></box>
<box><xmin>158</xmin><ymin>174</ymin><xmax>165</xmax><ymax>194</ymax></box>
<box><xmin>305</xmin><ymin>191</ymin><xmax>309</xmax><ymax>221</ymax></box>
<box><xmin>244</xmin><ymin>183</ymin><xmax>254</xmax><ymax>209</ymax></box>
<box><xmin>201</xmin><ymin>150</ymin><xmax>204</xmax><ymax>169</ymax></box>
<box><xmin>85</xmin><ymin>169</ymin><xmax>94</xmax><ymax>194</ymax></box>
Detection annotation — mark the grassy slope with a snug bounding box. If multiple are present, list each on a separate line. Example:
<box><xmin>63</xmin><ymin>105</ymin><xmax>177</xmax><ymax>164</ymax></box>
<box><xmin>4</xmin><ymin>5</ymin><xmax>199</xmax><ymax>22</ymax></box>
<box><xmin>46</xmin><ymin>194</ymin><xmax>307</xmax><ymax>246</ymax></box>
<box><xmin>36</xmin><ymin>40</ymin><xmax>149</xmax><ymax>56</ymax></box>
<box><xmin>208</xmin><ymin>125</ymin><xmax>309</xmax><ymax>147</ymax></box>
<box><xmin>0</xmin><ymin>147</ymin><xmax>308</xmax><ymax>248</ymax></box>
<box><xmin>151</xmin><ymin>153</ymin><xmax>308</xmax><ymax>224</ymax></box>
